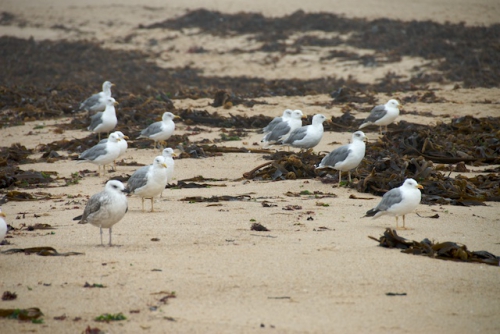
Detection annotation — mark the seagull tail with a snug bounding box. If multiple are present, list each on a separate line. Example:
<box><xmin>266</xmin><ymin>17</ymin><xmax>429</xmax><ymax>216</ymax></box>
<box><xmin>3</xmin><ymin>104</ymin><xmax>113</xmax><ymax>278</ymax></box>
<box><xmin>364</xmin><ymin>208</ymin><xmax>379</xmax><ymax>218</ymax></box>
<box><xmin>358</xmin><ymin>122</ymin><xmax>369</xmax><ymax>129</ymax></box>
<box><xmin>73</xmin><ymin>214</ymin><xmax>85</xmax><ymax>223</ymax></box>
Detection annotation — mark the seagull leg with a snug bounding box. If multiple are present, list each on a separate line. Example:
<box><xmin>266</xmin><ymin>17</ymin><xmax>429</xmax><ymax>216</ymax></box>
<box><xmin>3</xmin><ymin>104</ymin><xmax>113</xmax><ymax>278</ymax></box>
<box><xmin>348</xmin><ymin>171</ymin><xmax>352</xmax><ymax>183</ymax></box>
<box><xmin>395</xmin><ymin>216</ymin><xmax>399</xmax><ymax>229</ymax></box>
<box><xmin>141</xmin><ymin>197</ymin><xmax>145</xmax><ymax>212</ymax></box>
<box><xmin>100</xmin><ymin>226</ymin><xmax>104</xmax><ymax>246</ymax></box>
<box><xmin>150</xmin><ymin>198</ymin><xmax>154</xmax><ymax>212</ymax></box>
<box><xmin>338</xmin><ymin>171</ymin><xmax>342</xmax><ymax>185</ymax></box>
<box><xmin>402</xmin><ymin>215</ymin><xmax>407</xmax><ymax>230</ymax></box>
<box><xmin>108</xmin><ymin>227</ymin><xmax>112</xmax><ymax>246</ymax></box>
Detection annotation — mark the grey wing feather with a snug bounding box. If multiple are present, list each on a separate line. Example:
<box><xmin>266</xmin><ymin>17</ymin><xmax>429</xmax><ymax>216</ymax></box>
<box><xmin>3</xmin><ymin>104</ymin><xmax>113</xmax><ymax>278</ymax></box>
<box><xmin>126</xmin><ymin>166</ymin><xmax>150</xmax><ymax>192</ymax></box>
<box><xmin>320</xmin><ymin>145</ymin><xmax>350</xmax><ymax>167</ymax></box>
<box><xmin>80</xmin><ymin>94</ymin><xmax>100</xmax><ymax>111</ymax></box>
<box><xmin>88</xmin><ymin>111</ymin><xmax>104</xmax><ymax>131</ymax></box>
<box><xmin>140</xmin><ymin>122</ymin><xmax>163</xmax><ymax>137</ymax></box>
<box><xmin>263</xmin><ymin>117</ymin><xmax>283</xmax><ymax>133</ymax></box>
<box><xmin>284</xmin><ymin>127</ymin><xmax>307</xmax><ymax>144</ymax></box>
<box><xmin>375</xmin><ymin>188</ymin><xmax>403</xmax><ymax>211</ymax></box>
<box><xmin>364</xmin><ymin>105</ymin><xmax>387</xmax><ymax>123</ymax></box>
<box><xmin>79</xmin><ymin>143</ymin><xmax>108</xmax><ymax>161</ymax></box>
<box><xmin>79</xmin><ymin>193</ymin><xmax>104</xmax><ymax>224</ymax></box>
<box><xmin>264</xmin><ymin>122</ymin><xmax>291</xmax><ymax>142</ymax></box>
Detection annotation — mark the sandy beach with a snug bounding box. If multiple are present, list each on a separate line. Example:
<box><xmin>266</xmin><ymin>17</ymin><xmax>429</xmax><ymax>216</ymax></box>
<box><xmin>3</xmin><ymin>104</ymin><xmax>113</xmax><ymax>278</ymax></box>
<box><xmin>0</xmin><ymin>1</ymin><xmax>499</xmax><ymax>333</ymax></box>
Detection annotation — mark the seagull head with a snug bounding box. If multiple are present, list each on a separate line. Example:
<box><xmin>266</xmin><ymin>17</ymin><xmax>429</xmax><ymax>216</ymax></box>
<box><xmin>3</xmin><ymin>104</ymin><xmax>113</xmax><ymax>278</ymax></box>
<box><xmin>312</xmin><ymin>114</ymin><xmax>327</xmax><ymax>125</ymax></box>
<box><xmin>386</xmin><ymin>99</ymin><xmax>401</xmax><ymax>109</ymax></box>
<box><xmin>162</xmin><ymin>148</ymin><xmax>176</xmax><ymax>158</ymax></box>
<box><xmin>283</xmin><ymin>109</ymin><xmax>293</xmax><ymax>119</ymax></box>
<box><xmin>106</xmin><ymin>180</ymin><xmax>128</xmax><ymax>194</ymax></box>
<box><xmin>404</xmin><ymin>178</ymin><xmax>423</xmax><ymax>190</ymax></box>
<box><xmin>352</xmin><ymin>131</ymin><xmax>366</xmax><ymax>142</ymax></box>
<box><xmin>153</xmin><ymin>156</ymin><xmax>168</xmax><ymax>169</ymax></box>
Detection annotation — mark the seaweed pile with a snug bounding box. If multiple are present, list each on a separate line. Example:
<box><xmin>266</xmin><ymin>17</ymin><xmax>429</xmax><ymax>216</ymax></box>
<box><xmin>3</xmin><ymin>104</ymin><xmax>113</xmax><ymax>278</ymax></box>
<box><xmin>370</xmin><ymin>228</ymin><xmax>500</xmax><ymax>266</ymax></box>
<box><xmin>145</xmin><ymin>9</ymin><xmax>500</xmax><ymax>88</ymax></box>
<box><xmin>244</xmin><ymin>116</ymin><xmax>500</xmax><ymax>205</ymax></box>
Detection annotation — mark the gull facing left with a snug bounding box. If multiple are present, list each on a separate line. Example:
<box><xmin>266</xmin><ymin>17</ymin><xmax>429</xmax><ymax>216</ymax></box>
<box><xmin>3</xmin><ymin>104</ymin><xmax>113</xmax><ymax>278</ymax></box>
<box><xmin>74</xmin><ymin>180</ymin><xmax>129</xmax><ymax>246</ymax></box>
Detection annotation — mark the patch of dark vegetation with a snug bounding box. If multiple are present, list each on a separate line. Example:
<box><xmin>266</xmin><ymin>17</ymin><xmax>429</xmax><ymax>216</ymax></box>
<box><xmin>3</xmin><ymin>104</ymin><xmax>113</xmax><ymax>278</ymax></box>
<box><xmin>146</xmin><ymin>9</ymin><xmax>500</xmax><ymax>88</ymax></box>
<box><xmin>370</xmin><ymin>228</ymin><xmax>500</xmax><ymax>266</ymax></box>
<box><xmin>245</xmin><ymin>116</ymin><xmax>500</xmax><ymax>205</ymax></box>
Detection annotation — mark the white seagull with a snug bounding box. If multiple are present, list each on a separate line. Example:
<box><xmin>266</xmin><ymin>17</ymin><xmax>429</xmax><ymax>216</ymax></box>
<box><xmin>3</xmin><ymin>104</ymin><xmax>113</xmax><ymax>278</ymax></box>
<box><xmin>126</xmin><ymin>156</ymin><xmax>168</xmax><ymax>212</ymax></box>
<box><xmin>160</xmin><ymin>147</ymin><xmax>176</xmax><ymax>197</ymax></box>
<box><xmin>364</xmin><ymin>178</ymin><xmax>424</xmax><ymax>230</ymax></box>
<box><xmin>263</xmin><ymin>109</ymin><xmax>292</xmax><ymax>133</ymax></box>
<box><xmin>77</xmin><ymin>132</ymin><xmax>122</xmax><ymax>175</ymax></box>
<box><xmin>138</xmin><ymin>112</ymin><xmax>177</xmax><ymax>149</ymax></box>
<box><xmin>359</xmin><ymin>99</ymin><xmax>401</xmax><ymax>134</ymax></box>
<box><xmin>73</xmin><ymin>180</ymin><xmax>129</xmax><ymax>246</ymax></box>
<box><xmin>281</xmin><ymin>114</ymin><xmax>327</xmax><ymax>150</ymax></box>
<box><xmin>317</xmin><ymin>131</ymin><xmax>366</xmax><ymax>184</ymax></box>
<box><xmin>88</xmin><ymin>97</ymin><xmax>118</xmax><ymax>140</ymax></box>
<box><xmin>99</xmin><ymin>131</ymin><xmax>129</xmax><ymax>170</ymax></box>
<box><xmin>261</xmin><ymin>109</ymin><xmax>304</xmax><ymax>146</ymax></box>
<box><xmin>79</xmin><ymin>81</ymin><xmax>114</xmax><ymax>112</ymax></box>
<box><xmin>0</xmin><ymin>208</ymin><xmax>7</xmax><ymax>242</ymax></box>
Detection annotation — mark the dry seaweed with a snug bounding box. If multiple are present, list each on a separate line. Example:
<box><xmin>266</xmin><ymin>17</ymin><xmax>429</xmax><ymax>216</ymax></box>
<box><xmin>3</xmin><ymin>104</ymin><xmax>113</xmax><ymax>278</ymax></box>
<box><xmin>180</xmin><ymin>195</ymin><xmax>252</xmax><ymax>202</ymax></box>
<box><xmin>369</xmin><ymin>228</ymin><xmax>500</xmax><ymax>266</ymax></box>
<box><xmin>1</xmin><ymin>291</ymin><xmax>17</xmax><ymax>301</ymax></box>
<box><xmin>0</xmin><ymin>308</ymin><xmax>43</xmax><ymax>321</ymax></box>
<box><xmin>244</xmin><ymin>116</ymin><xmax>500</xmax><ymax>205</ymax></box>
<box><xmin>1</xmin><ymin>246</ymin><xmax>84</xmax><ymax>256</ymax></box>
<box><xmin>251</xmin><ymin>223</ymin><xmax>270</xmax><ymax>231</ymax></box>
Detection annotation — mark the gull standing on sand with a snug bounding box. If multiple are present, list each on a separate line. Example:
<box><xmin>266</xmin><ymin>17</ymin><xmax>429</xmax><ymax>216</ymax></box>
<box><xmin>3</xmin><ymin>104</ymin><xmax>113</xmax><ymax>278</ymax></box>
<box><xmin>126</xmin><ymin>156</ymin><xmax>168</xmax><ymax>212</ymax></box>
<box><xmin>281</xmin><ymin>114</ymin><xmax>327</xmax><ymax>150</ymax></box>
<box><xmin>88</xmin><ymin>97</ymin><xmax>118</xmax><ymax>140</ymax></box>
<box><xmin>0</xmin><ymin>208</ymin><xmax>7</xmax><ymax>242</ymax></box>
<box><xmin>77</xmin><ymin>132</ymin><xmax>122</xmax><ymax>175</ymax></box>
<box><xmin>160</xmin><ymin>147</ymin><xmax>176</xmax><ymax>197</ymax></box>
<box><xmin>138</xmin><ymin>112</ymin><xmax>176</xmax><ymax>149</ymax></box>
<box><xmin>359</xmin><ymin>99</ymin><xmax>401</xmax><ymax>134</ymax></box>
<box><xmin>317</xmin><ymin>131</ymin><xmax>366</xmax><ymax>184</ymax></box>
<box><xmin>79</xmin><ymin>81</ymin><xmax>114</xmax><ymax>112</ymax></box>
<box><xmin>261</xmin><ymin>109</ymin><xmax>304</xmax><ymax>146</ymax></box>
<box><xmin>364</xmin><ymin>178</ymin><xmax>423</xmax><ymax>230</ymax></box>
<box><xmin>263</xmin><ymin>109</ymin><xmax>292</xmax><ymax>133</ymax></box>
<box><xmin>99</xmin><ymin>131</ymin><xmax>129</xmax><ymax>170</ymax></box>
<box><xmin>73</xmin><ymin>180</ymin><xmax>129</xmax><ymax>246</ymax></box>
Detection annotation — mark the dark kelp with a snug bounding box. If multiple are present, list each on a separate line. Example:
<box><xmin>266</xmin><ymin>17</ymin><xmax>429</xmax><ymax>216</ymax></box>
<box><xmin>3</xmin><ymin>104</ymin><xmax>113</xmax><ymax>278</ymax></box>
<box><xmin>1</xmin><ymin>246</ymin><xmax>84</xmax><ymax>256</ymax></box>
<box><xmin>369</xmin><ymin>228</ymin><xmax>500</xmax><ymax>266</ymax></box>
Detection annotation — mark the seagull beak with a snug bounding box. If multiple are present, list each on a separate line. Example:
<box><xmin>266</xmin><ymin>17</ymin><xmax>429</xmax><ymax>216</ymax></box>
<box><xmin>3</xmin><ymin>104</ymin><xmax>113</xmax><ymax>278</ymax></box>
<box><xmin>122</xmin><ymin>188</ymin><xmax>130</xmax><ymax>194</ymax></box>
<box><xmin>174</xmin><ymin>115</ymin><xmax>182</xmax><ymax>120</ymax></box>
<box><xmin>0</xmin><ymin>212</ymin><xmax>5</xmax><ymax>218</ymax></box>
<box><xmin>114</xmin><ymin>101</ymin><xmax>119</xmax><ymax>105</ymax></box>
<box><xmin>162</xmin><ymin>163</ymin><xmax>168</xmax><ymax>168</ymax></box>
<box><xmin>116</xmin><ymin>138</ymin><xmax>122</xmax><ymax>142</ymax></box>
<box><xmin>417</xmin><ymin>184</ymin><xmax>423</xmax><ymax>189</ymax></box>
<box><xmin>111</xmin><ymin>83</ymin><xmax>116</xmax><ymax>86</ymax></box>
<box><xmin>123</xmin><ymin>135</ymin><xmax>130</xmax><ymax>140</ymax></box>
<box><xmin>301</xmin><ymin>115</ymin><xmax>308</xmax><ymax>120</ymax></box>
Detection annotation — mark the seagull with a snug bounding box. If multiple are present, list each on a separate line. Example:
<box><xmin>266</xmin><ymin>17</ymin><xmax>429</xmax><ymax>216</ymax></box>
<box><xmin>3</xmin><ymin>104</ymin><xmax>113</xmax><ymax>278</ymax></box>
<box><xmin>317</xmin><ymin>131</ymin><xmax>366</xmax><ymax>185</ymax></box>
<box><xmin>79</xmin><ymin>81</ymin><xmax>114</xmax><ymax>112</ymax></box>
<box><xmin>99</xmin><ymin>131</ymin><xmax>129</xmax><ymax>170</ymax></box>
<box><xmin>138</xmin><ymin>112</ymin><xmax>177</xmax><ymax>149</ymax></box>
<box><xmin>364</xmin><ymin>178</ymin><xmax>423</xmax><ymax>230</ymax></box>
<box><xmin>77</xmin><ymin>132</ymin><xmax>122</xmax><ymax>175</ymax></box>
<box><xmin>73</xmin><ymin>180</ymin><xmax>129</xmax><ymax>246</ymax></box>
<box><xmin>126</xmin><ymin>156</ymin><xmax>168</xmax><ymax>212</ymax></box>
<box><xmin>263</xmin><ymin>109</ymin><xmax>292</xmax><ymax>133</ymax></box>
<box><xmin>281</xmin><ymin>114</ymin><xmax>327</xmax><ymax>150</ymax></box>
<box><xmin>160</xmin><ymin>148</ymin><xmax>176</xmax><ymax>197</ymax></box>
<box><xmin>359</xmin><ymin>99</ymin><xmax>401</xmax><ymax>134</ymax></box>
<box><xmin>0</xmin><ymin>208</ymin><xmax>7</xmax><ymax>242</ymax></box>
<box><xmin>88</xmin><ymin>97</ymin><xmax>118</xmax><ymax>140</ymax></box>
<box><xmin>261</xmin><ymin>109</ymin><xmax>304</xmax><ymax>146</ymax></box>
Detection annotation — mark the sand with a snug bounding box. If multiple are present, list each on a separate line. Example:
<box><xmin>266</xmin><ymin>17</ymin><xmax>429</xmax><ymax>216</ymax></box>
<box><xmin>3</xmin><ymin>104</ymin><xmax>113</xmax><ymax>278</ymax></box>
<box><xmin>0</xmin><ymin>1</ymin><xmax>499</xmax><ymax>333</ymax></box>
